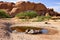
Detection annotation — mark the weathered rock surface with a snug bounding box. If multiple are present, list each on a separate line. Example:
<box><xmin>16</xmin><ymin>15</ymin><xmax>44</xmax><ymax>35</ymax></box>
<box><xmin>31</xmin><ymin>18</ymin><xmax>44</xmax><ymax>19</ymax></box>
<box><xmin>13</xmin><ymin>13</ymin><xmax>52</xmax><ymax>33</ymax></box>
<box><xmin>10</xmin><ymin>1</ymin><xmax>47</xmax><ymax>16</ymax></box>
<box><xmin>0</xmin><ymin>1</ymin><xmax>15</xmax><ymax>10</ymax></box>
<box><xmin>0</xmin><ymin>1</ymin><xmax>60</xmax><ymax>17</ymax></box>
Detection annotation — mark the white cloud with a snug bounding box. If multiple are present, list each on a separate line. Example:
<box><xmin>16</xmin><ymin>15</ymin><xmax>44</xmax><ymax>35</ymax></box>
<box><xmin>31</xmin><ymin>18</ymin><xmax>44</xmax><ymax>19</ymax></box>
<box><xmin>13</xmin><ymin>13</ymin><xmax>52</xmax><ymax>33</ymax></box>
<box><xmin>17</xmin><ymin>0</ymin><xmax>28</xmax><ymax>1</ymax></box>
<box><xmin>48</xmin><ymin>6</ymin><xmax>60</xmax><ymax>12</ymax></box>
<box><xmin>56</xmin><ymin>3</ymin><xmax>60</xmax><ymax>4</ymax></box>
<box><xmin>0</xmin><ymin>0</ymin><xmax>17</xmax><ymax>3</ymax></box>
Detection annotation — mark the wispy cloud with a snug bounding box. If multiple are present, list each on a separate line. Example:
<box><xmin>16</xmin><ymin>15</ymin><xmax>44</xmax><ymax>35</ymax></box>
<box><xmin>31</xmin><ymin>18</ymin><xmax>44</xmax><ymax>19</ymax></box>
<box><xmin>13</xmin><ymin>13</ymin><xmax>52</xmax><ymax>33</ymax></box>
<box><xmin>17</xmin><ymin>0</ymin><xmax>29</xmax><ymax>1</ymax></box>
<box><xmin>48</xmin><ymin>6</ymin><xmax>60</xmax><ymax>12</ymax></box>
<box><xmin>0</xmin><ymin>0</ymin><xmax>17</xmax><ymax>2</ymax></box>
<box><xmin>56</xmin><ymin>3</ymin><xmax>60</xmax><ymax>4</ymax></box>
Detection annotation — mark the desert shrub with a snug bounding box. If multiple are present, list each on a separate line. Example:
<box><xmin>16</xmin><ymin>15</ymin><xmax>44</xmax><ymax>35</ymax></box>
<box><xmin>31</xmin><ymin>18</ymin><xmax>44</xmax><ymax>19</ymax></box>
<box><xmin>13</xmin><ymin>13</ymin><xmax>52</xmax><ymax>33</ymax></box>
<box><xmin>34</xmin><ymin>15</ymin><xmax>51</xmax><ymax>22</ymax></box>
<box><xmin>15</xmin><ymin>11</ymin><xmax>38</xmax><ymax>19</ymax></box>
<box><xmin>15</xmin><ymin>12</ymin><xmax>26</xmax><ymax>19</ymax></box>
<box><xmin>36</xmin><ymin>16</ymin><xmax>45</xmax><ymax>22</ymax></box>
<box><xmin>0</xmin><ymin>10</ymin><xmax>10</xmax><ymax>18</ymax></box>
<box><xmin>44</xmin><ymin>15</ymin><xmax>51</xmax><ymax>20</ymax></box>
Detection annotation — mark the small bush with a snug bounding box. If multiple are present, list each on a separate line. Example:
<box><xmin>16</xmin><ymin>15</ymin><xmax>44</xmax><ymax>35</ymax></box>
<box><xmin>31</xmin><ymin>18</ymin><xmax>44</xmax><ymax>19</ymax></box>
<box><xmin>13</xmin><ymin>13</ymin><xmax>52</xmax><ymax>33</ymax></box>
<box><xmin>15</xmin><ymin>12</ymin><xmax>26</xmax><ymax>19</ymax></box>
<box><xmin>15</xmin><ymin>11</ymin><xmax>38</xmax><ymax>19</ymax></box>
<box><xmin>34</xmin><ymin>15</ymin><xmax>51</xmax><ymax>22</ymax></box>
<box><xmin>44</xmin><ymin>15</ymin><xmax>51</xmax><ymax>20</ymax></box>
<box><xmin>36</xmin><ymin>16</ymin><xmax>44</xmax><ymax>22</ymax></box>
<box><xmin>0</xmin><ymin>10</ymin><xmax>10</xmax><ymax>18</ymax></box>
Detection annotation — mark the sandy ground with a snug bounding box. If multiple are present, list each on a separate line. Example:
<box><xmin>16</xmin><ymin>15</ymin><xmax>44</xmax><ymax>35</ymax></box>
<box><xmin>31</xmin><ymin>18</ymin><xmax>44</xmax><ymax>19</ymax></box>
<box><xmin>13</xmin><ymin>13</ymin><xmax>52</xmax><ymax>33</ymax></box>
<box><xmin>10</xmin><ymin>32</ymin><xmax>60</xmax><ymax>40</ymax></box>
<box><xmin>10</xmin><ymin>21</ymin><xmax>60</xmax><ymax>40</ymax></box>
<box><xmin>0</xmin><ymin>18</ymin><xmax>60</xmax><ymax>40</ymax></box>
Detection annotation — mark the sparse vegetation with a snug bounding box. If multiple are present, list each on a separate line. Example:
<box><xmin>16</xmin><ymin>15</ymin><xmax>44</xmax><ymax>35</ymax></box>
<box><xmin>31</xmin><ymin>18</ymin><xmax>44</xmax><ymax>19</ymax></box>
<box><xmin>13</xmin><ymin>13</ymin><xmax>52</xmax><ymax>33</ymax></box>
<box><xmin>36</xmin><ymin>16</ymin><xmax>45</xmax><ymax>22</ymax></box>
<box><xmin>33</xmin><ymin>15</ymin><xmax>51</xmax><ymax>22</ymax></box>
<box><xmin>44</xmin><ymin>13</ymin><xmax>51</xmax><ymax>21</ymax></box>
<box><xmin>0</xmin><ymin>10</ymin><xmax>11</xmax><ymax>18</ymax></box>
<box><xmin>15</xmin><ymin>11</ymin><xmax>38</xmax><ymax>19</ymax></box>
<box><xmin>15</xmin><ymin>11</ymin><xmax>51</xmax><ymax>22</ymax></box>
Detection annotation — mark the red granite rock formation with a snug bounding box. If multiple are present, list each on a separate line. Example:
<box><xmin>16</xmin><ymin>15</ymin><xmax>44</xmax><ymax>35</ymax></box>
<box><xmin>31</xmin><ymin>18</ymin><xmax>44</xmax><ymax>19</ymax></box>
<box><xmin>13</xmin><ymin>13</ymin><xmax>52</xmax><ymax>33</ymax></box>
<box><xmin>10</xmin><ymin>1</ymin><xmax>48</xmax><ymax>17</ymax></box>
<box><xmin>0</xmin><ymin>1</ymin><xmax>15</xmax><ymax>10</ymax></box>
<box><xmin>0</xmin><ymin>1</ymin><xmax>59</xmax><ymax>17</ymax></box>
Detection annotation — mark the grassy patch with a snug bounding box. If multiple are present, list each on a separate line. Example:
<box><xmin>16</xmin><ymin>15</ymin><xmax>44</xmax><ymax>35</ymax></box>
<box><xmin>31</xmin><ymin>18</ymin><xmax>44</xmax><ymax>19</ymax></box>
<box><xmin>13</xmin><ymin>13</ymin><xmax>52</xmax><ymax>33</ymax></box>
<box><xmin>15</xmin><ymin>11</ymin><xmax>38</xmax><ymax>19</ymax></box>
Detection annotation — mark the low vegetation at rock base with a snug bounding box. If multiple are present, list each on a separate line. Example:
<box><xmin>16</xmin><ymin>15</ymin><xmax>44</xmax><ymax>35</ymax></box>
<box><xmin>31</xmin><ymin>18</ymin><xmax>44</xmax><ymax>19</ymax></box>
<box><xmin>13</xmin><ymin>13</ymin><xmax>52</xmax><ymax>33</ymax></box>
<box><xmin>0</xmin><ymin>10</ymin><xmax>11</xmax><ymax>18</ymax></box>
<box><xmin>0</xmin><ymin>9</ymin><xmax>52</xmax><ymax>22</ymax></box>
<box><xmin>36</xmin><ymin>15</ymin><xmax>51</xmax><ymax>22</ymax></box>
<box><xmin>15</xmin><ymin>11</ymin><xmax>38</xmax><ymax>19</ymax></box>
<box><xmin>15</xmin><ymin>11</ymin><xmax>52</xmax><ymax>22</ymax></box>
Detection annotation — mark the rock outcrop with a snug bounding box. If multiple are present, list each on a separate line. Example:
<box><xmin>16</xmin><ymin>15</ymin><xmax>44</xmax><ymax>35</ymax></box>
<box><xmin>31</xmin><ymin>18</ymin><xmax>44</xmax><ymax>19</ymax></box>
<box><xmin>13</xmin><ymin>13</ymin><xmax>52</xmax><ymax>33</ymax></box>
<box><xmin>0</xmin><ymin>1</ymin><xmax>15</xmax><ymax>10</ymax></box>
<box><xmin>10</xmin><ymin>1</ymin><xmax>47</xmax><ymax>17</ymax></box>
<box><xmin>0</xmin><ymin>1</ymin><xmax>60</xmax><ymax>17</ymax></box>
<box><xmin>0</xmin><ymin>1</ymin><xmax>15</xmax><ymax>16</ymax></box>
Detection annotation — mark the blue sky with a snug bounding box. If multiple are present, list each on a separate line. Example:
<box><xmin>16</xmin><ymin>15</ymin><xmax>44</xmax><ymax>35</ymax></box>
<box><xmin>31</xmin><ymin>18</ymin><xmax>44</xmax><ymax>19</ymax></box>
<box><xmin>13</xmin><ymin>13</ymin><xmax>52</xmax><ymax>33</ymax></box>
<box><xmin>0</xmin><ymin>0</ymin><xmax>60</xmax><ymax>12</ymax></box>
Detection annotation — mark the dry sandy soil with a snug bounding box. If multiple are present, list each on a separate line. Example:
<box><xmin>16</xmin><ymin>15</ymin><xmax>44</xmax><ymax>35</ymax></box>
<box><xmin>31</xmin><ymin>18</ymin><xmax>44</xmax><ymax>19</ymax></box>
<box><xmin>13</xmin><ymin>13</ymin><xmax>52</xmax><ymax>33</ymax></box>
<box><xmin>0</xmin><ymin>18</ymin><xmax>60</xmax><ymax>40</ymax></box>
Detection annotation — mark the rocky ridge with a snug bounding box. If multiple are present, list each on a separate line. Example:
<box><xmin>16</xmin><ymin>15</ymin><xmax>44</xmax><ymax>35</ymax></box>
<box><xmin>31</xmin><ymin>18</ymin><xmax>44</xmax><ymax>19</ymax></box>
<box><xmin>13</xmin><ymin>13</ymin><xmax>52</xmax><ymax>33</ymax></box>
<box><xmin>0</xmin><ymin>1</ymin><xmax>60</xmax><ymax>17</ymax></box>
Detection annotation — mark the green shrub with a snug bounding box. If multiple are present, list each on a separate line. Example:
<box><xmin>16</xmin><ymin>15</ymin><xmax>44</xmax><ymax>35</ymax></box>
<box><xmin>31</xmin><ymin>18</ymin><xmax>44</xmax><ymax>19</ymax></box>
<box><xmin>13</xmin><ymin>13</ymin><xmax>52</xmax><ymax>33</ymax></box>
<box><xmin>0</xmin><ymin>10</ymin><xmax>11</xmax><ymax>18</ymax></box>
<box><xmin>15</xmin><ymin>12</ymin><xmax>26</xmax><ymax>19</ymax></box>
<box><xmin>44</xmin><ymin>15</ymin><xmax>51</xmax><ymax>20</ymax></box>
<box><xmin>15</xmin><ymin>11</ymin><xmax>38</xmax><ymax>19</ymax></box>
<box><xmin>36</xmin><ymin>16</ymin><xmax>45</xmax><ymax>22</ymax></box>
<box><xmin>34</xmin><ymin>15</ymin><xmax>51</xmax><ymax>22</ymax></box>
